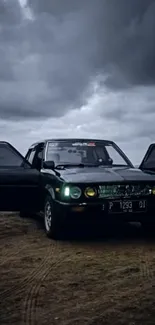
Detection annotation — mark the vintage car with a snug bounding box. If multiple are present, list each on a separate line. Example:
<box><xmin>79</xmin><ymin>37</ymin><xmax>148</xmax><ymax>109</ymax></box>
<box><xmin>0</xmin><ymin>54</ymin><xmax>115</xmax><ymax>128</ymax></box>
<box><xmin>1</xmin><ymin>138</ymin><xmax>155</xmax><ymax>239</ymax></box>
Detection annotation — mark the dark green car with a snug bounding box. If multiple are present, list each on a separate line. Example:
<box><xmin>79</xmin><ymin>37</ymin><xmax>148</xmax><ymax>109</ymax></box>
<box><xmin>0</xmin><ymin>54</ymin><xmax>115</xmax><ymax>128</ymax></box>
<box><xmin>1</xmin><ymin>138</ymin><xmax>155</xmax><ymax>239</ymax></box>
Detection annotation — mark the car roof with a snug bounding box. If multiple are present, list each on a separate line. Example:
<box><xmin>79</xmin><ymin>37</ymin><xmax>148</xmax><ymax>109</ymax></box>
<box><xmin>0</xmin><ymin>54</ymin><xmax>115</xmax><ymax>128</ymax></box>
<box><xmin>30</xmin><ymin>138</ymin><xmax>114</xmax><ymax>148</ymax></box>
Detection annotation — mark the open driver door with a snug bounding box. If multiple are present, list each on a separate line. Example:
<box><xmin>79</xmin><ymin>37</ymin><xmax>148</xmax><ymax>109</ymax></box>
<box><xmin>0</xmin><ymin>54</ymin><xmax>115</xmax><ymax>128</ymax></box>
<box><xmin>139</xmin><ymin>143</ymin><xmax>155</xmax><ymax>172</ymax></box>
<box><xmin>0</xmin><ymin>141</ymin><xmax>41</xmax><ymax>213</ymax></box>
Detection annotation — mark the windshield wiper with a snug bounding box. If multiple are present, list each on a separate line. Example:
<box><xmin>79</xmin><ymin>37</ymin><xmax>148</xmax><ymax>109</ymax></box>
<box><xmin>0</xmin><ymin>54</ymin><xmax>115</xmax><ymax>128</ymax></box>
<box><xmin>55</xmin><ymin>163</ymin><xmax>85</xmax><ymax>169</ymax></box>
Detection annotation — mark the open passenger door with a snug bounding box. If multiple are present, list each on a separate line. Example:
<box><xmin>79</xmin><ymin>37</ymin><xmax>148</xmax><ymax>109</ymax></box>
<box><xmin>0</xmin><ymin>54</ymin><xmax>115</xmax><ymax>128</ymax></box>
<box><xmin>139</xmin><ymin>143</ymin><xmax>155</xmax><ymax>172</ymax></box>
<box><xmin>0</xmin><ymin>141</ymin><xmax>41</xmax><ymax>212</ymax></box>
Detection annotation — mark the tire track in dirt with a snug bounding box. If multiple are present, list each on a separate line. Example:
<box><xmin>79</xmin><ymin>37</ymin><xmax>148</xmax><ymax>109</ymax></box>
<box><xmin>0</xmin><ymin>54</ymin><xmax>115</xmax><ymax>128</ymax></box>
<box><xmin>0</xmin><ymin>241</ymin><xmax>60</xmax><ymax>325</ymax></box>
<box><xmin>0</xmin><ymin>214</ymin><xmax>40</xmax><ymax>266</ymax></box>
<box><xmin>62</xmin><ymin>317</ymin><xmax>92</xmax><ymax>325</ymax></box>
<box><xmin>0</xmin><ymin>240</ymin><xmax>55</xmax><ymax>300</ymax></box>
<box><xmin>138</xmin><ymin>246</ymin><xmax>155</xmax><ymax>281</ymax></box>
<box><xmin>0</xmin><ymin>235</ymin><xmax>28</xmax><ymax>267</ymax></box>
<box><xmin>22</xmin><ymin>243</ymin><xmax>66</xmax><ymax>325</ymax></box>
<box><xmin>22</xmin><ymin>242</ymin><xmax>83</xmax><ymax>325</ymax></box>
<box><xmin>0</xmin><ymin>213</ymin><xmax>54</xmax><ymax>300</ymax></box>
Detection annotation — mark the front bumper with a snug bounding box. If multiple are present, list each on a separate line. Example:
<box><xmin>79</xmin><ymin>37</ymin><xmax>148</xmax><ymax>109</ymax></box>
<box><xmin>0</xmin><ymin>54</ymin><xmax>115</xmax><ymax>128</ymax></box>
<box><xmin>53</xmin><ymin>199</ymin><xmax>155</xmax><ymax>226</ymax></box>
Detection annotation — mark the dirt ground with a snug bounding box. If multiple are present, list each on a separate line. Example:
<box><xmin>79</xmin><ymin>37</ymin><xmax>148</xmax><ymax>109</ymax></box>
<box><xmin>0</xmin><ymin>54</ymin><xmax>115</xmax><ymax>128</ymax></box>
<box><xmin>0</xmin><ymin>214</ymin><xmax>155</xmax><ymax>325</ymax></box>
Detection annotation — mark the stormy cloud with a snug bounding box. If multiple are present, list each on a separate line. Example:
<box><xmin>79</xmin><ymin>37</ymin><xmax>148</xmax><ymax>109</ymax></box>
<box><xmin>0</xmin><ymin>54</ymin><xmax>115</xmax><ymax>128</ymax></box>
<box><xmin>27</xmin><ymin>0</ymin><xmax>155</xmax><ymax>88</ymax></box>
<box><xmin>0</xmin><ymin>0</ymin><xmax>155</xmax><ymax>164</ymax></box>
<box><xmin>0</xmin><ymin>0</ymin><xmax>155</xmax><ymax>120</ymax></box>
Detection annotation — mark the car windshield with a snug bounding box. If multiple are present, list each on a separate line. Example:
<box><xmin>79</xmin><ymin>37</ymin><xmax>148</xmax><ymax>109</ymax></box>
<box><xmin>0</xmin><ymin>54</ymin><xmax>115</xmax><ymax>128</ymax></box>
<box><xmin>46</xmin><ymin>140</ymin><xmax>131</xmax><ymax>167</ymax></box>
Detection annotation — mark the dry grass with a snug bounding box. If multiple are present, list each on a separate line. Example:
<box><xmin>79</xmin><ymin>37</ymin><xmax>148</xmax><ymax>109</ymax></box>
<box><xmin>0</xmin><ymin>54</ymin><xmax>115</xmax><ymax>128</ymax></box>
<box><xmin>0</xmin><ymin>213</ymin><xmax>155</xmax><ymax>325</ymax></box>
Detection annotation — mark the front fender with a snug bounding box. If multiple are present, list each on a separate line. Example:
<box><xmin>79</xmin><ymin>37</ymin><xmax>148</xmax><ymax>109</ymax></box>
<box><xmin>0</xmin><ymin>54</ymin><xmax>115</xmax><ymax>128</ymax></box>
<box><xmin>45</xmin><ymin>184</ymin><xmax>56</xmax><ymax>200</ymax></box>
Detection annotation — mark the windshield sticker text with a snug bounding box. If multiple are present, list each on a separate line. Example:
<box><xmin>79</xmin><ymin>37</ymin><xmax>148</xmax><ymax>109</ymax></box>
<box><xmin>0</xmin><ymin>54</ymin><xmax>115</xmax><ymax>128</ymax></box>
<box><xmin>72</xmin><ymin>142</ymin><xmax>96</xmax><ymax>146</ymax></box>
<box><xmin>49</xmin><ymin>143</ymin><xmax>58</xmax><ymax>147</ymax></box>
<box><xmin>88</xmin><ymin>142</ymin><xmax>96</xmax><ymax>146</ymax></box>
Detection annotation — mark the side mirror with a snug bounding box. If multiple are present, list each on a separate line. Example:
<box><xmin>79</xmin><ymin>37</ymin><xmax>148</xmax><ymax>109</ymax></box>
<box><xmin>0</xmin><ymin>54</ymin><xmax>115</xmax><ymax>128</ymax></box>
<box><xmin>43</xmin><ymin>160</ymin><xmax>55</xmax><ymax>170</ymax></box>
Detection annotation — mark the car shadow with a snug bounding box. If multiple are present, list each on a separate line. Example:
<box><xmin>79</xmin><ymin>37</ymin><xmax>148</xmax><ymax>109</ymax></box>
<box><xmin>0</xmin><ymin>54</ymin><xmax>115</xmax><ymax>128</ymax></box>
<box><xmin>31</xmin><ymin>214</ymin><xmax>155</xmax><ymax>244</ymax></box>
<box><xmin>66</xmin><ymin>223</ymin><xmax>155</xmax><ymax>243</ymax></box>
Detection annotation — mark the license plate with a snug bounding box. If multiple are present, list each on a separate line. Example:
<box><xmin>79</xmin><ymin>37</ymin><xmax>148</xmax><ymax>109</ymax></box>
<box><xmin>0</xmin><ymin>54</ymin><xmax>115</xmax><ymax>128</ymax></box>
<box><xmin>108</xmin><ymin>199</ymin><xmax>147</xmax><ymax>214</ymax></box>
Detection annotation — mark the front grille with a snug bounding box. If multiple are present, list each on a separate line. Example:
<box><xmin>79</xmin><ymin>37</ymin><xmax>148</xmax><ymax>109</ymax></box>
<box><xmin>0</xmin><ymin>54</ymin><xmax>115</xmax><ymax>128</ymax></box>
<box><xmin>98</xmin><ymin>184</ymin><xmax>154</xmax><ymax>198</ymax></box>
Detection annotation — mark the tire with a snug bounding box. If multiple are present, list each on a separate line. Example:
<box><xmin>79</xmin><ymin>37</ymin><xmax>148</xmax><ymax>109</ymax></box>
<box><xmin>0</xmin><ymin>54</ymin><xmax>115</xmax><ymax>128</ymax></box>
<box><xmin>44</xmin><ymin>195</ymin><xmax>62</xmax><ymax>239</ymax></box>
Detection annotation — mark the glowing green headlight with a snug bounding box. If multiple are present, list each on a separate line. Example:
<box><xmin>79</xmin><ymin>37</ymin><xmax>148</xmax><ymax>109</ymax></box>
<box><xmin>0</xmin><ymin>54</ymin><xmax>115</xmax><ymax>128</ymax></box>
<box><xmin>64</xmin><ymin>186</ymin><xmax>70</xmax><ymax>197</ymax></box>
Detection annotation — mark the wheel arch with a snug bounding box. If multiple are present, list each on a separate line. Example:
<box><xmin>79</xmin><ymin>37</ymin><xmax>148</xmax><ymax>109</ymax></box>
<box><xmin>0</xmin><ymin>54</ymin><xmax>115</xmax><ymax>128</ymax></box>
<box><xmin>45</xmin><ymin>184</ymin><xmax>55</xmax><ymax>198</ymax></box>
<box><xmin>40</xmin><ymin>186</ymin><xmax>54</xmax><ymax>211</ymax></box>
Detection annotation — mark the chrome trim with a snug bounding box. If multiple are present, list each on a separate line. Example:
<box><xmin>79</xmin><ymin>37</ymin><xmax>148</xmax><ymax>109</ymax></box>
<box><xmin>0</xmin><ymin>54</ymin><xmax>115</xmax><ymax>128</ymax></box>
<box><xmin>53</xmin><ymin>200</ymin><xmax>98</xmax><ymax>206</ymax></box>
<box><xmin>44</xmin><ymin>141</ymin><xmax>49</xmax><ymax>161</ymax></box>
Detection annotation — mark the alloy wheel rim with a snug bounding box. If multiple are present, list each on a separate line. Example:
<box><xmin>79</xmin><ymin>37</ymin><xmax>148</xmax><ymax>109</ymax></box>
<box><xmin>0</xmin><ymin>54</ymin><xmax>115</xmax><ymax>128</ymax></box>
<box><xmin>45</xmin><ymin>201</ymin><xmax>52</xmax><ymax>232</ymax></box>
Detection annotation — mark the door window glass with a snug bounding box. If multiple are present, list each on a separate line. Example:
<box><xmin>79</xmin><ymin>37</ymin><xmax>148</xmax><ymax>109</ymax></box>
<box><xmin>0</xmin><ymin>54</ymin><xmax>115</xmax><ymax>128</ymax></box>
<box><xmin>0</xmin><ymin>143</ymin><xmax>28</xmax><ymax>167</ymax></box>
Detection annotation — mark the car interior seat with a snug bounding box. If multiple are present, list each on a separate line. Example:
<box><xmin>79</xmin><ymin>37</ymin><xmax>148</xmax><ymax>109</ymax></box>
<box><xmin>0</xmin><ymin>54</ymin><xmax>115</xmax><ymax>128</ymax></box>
<box><xmin>50</xmin><ymin>153</ymin><xmax>60</xmax><ymax>163</ymax></box>
<box><xmin>34</xmin><ymin>151</ymin><xmax>43</xmax><ymax>169</ymax></box>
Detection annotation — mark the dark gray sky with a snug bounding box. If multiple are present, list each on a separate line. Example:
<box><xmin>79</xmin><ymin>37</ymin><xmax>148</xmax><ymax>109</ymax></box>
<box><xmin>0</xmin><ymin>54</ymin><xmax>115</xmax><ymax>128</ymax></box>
<box><xmin>0</xmin><ymin>0</ymin><xmax>155</xmax><ymax>163</ymax></box>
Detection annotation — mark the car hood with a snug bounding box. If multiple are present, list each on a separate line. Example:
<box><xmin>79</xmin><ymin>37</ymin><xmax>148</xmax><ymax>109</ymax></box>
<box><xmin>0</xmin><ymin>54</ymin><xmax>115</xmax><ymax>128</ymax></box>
<box><xmin>59</xmin><ymin>166</ymin><xmax>155</xmax><ymax>183</ymax></box>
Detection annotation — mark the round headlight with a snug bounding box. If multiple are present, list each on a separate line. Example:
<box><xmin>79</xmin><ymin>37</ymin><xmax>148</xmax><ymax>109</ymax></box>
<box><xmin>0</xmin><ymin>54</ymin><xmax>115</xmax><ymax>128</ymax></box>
<box><xmin>85</xmin><ymin>187</ymin><xmax>97</xmax><ymax>198</ymax></box>
<box><xmin>70</xmin><ymin>186</ymin><xmax>82</xmax><ymax>199</ymax></box>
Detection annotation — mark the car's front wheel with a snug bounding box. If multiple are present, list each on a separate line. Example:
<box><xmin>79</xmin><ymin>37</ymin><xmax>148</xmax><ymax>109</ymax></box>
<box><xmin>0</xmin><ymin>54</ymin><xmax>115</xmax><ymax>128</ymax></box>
<box><xmin>44</xmin><ymin>195</ymin><xmax>62</xmax><ymax>239</ymax></box>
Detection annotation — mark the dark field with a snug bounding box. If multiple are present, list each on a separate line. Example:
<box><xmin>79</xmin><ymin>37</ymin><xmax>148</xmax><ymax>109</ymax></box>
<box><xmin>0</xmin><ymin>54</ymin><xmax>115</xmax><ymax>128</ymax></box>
<box><xmin>0</xmin><ymin>214</ymin><xmax>155</xmax><ymax>325</ymax></box>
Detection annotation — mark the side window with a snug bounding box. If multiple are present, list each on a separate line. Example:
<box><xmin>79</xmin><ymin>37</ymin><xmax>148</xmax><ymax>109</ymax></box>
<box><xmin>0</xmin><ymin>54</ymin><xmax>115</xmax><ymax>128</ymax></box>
<box><xmin>105</xmin><ymin>145</ymin><xmax>127</xmax><ymax>165</ymax></box>
<box><xmin>0</xmin><ymin>143</ymin><xmax>25</xmax><ymax>167</ymax></box>
<box><xmin>26</xmin><ymin>149</ymin><xmax>36</xmax><ymax>165</ymax></box>
<box><xmin>141</xmin><ymin>145</ymin><xmax>155</xmax><ymax>170</ymax></box>
<box><xmin>146</xmin><ymin>147</ymin><xmax>155</xmax><ymax>162</ymax></box>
